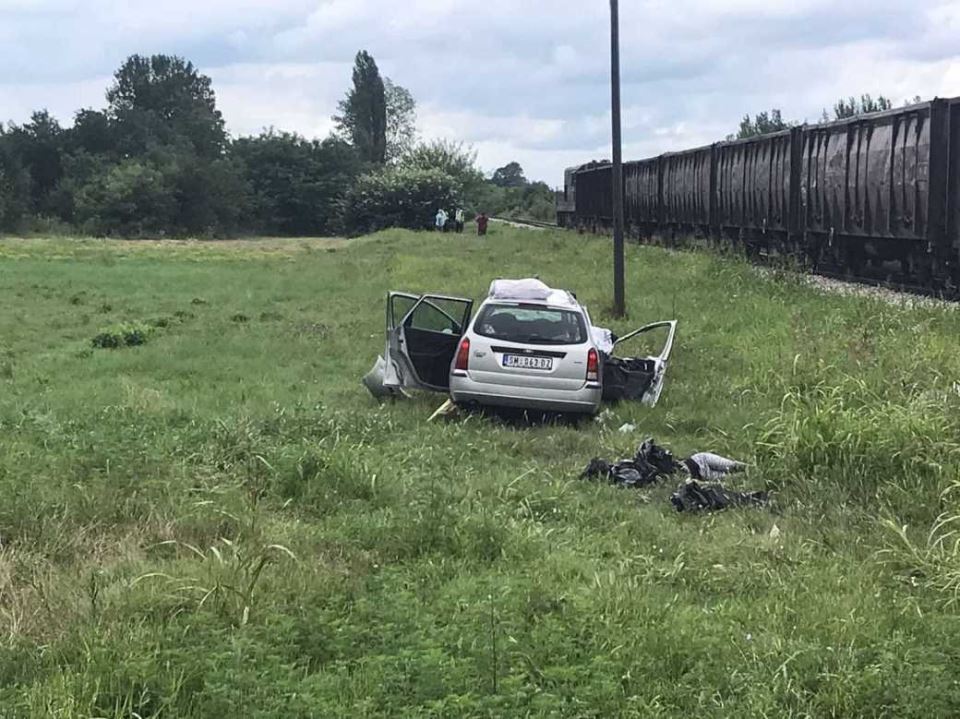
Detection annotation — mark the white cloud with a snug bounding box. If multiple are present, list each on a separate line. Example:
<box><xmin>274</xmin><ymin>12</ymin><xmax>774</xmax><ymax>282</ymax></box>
<box><xmin>211</xmin><ymin>62</ymin><xmax>348</xmax><ymax>139</ymax></box>
<box><xmin>1</xmin><ymin>0</ymin><xmax>958</xmax><ymax>182</ymax></box>
<box><xmin>0</xmin><ymin>76</ymin><xmax>108</xmax><ymax>124</ymax></box>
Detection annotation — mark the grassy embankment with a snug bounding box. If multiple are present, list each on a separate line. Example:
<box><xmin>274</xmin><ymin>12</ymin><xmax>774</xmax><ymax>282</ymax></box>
<box><xmin>1</xmin><ymin>225</ymin><xmax>960</xmax><ymax>717</ymax></box>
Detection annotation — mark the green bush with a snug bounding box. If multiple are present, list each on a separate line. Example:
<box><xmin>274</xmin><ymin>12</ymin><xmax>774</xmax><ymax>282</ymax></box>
<box><xmin>342</xmin><ymin>166</ymin><xmax>460</xmax><ymax>235</ymax></box>
<box><xmin>91</xmin><ymin>322</ymin><xmax>155</xmax><ymax>349</ymax></box>
<box><xmin>75</xmin><ymin>160</ymin><xmax>177</xmax><ymax>237</ymax></box>
<box><xmin>146</xmin><ymin>316</ymin><xmax>171</xmax><ymax>328</ymax></box>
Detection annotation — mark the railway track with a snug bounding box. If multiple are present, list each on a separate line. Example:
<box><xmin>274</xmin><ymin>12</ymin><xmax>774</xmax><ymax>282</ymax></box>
<box><xmin>491</xmin><ymin>216</ymin><xmax>557</xmax><ymax>230</ymax></box>
<box><xmin>802</xmin><ymin>267</ymin><xmax>956</xmax><ymax>302</ymax></box>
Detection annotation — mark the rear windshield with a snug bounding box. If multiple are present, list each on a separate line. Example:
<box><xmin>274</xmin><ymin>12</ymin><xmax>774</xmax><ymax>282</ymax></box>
<box><xmin>473</xmin><ymin>303</ymin><xmax>588</xmax><ymax>345</ymax></box>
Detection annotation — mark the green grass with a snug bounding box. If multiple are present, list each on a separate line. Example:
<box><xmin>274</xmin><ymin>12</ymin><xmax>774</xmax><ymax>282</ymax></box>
<box><xmin>1</xmin><ymin>226</ymin><xmax>960</xmax><ymax>717</ymax></box>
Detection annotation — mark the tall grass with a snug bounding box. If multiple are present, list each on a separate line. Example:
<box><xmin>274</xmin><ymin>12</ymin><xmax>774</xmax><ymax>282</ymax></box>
<box><xmin>758</xmin><ymin>371</ymin><xmax>960</xmax><ymax>519</ymax></box>
<box><xmin>881</xmin><ymin>478</ymin><xmax>960</xmax><ymax>607</ymax></box>
<box><xmin>2</xmin><ymin>230</ymin><xmax>960</xmax><ymax>716</ymax></box>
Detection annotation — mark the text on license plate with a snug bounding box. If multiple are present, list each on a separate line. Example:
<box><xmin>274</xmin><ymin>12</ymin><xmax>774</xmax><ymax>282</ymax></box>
<box><xmin>503</xmin><ymin>355</ymin><xmax>553</xmax><ymax>370</ymax></box>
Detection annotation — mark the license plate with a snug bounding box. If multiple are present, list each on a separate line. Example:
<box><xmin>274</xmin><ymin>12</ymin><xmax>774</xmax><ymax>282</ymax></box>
<box><xmin>503</xmin><ymin>354</ymin><xmax>553</xmax><ymax>370</ymax></box>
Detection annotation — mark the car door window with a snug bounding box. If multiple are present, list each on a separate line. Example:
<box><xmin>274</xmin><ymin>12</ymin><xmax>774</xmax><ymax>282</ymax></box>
<box><xmin>614</xmin><ymin>321</ymin><xmax>677</xmax><ymax>361</ymax></box>
<box><xmin>406</xmin><ymin>300</ymin><xmax>462</xmax><ymax>335</ymax></box>
<box><xmin>389</xmin><ymin>294</ymin><xmax>419</xmax><ymax>330</ymax></box>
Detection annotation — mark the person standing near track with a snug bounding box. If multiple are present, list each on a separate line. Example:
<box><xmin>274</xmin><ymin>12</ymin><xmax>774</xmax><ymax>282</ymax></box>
<box><xmin>455</xmin><ymin>207</ymin><xmax>465</xmax><ymax>233</ymax></box>
<box><xmin>476</xmin><ymin>212</ymin><xmax>489</xmax><ymax>236</ymax></box>
<box><xmin>435</xmin><ymin>208</ymin><xmax>448</xmax><ymax>232</ymax></box>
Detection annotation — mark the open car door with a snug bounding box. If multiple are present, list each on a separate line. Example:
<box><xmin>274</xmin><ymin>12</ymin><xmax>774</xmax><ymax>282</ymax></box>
<box><xmin>365</xmin><ymin>291</ymin><xmax>474</xmax><ymax>398</ymax></box>
<box><xmin>602</xmin><ymin>321</ymin><xmax>677</xmax><ymax>407</ymax></box>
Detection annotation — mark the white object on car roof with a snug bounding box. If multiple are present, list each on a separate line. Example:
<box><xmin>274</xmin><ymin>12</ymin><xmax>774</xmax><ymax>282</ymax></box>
<box><xmin>488</xmin><ymin>278</ymin><xmax>578</xmax><ymax>308</ymax></box>
<box><xmin>488</xmin><ymin>278</ymin><xmax>550</xmax><ymax>300</ymax></box>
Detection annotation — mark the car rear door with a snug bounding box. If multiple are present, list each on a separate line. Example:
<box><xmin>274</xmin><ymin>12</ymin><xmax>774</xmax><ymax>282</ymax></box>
<box><xmin>387</xmin><ymin>292</ymin><xmax>474</xmax><ymax>392</ymax></box>
<box><xmin>611</xmin><ymin>320</ymin><xmax>678</xmax><ymax>406</ymax></box>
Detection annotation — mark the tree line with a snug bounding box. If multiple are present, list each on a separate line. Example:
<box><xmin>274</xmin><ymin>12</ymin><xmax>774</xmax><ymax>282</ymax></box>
<box><xmin>0</xmin><ymin>51</ymin><xmax>553</xmax><ymax>238</ymax></box>
<box><xmin>733</xmin><ymin>94</ymin><xmax>924</xmax><ymax>139</ymax></box>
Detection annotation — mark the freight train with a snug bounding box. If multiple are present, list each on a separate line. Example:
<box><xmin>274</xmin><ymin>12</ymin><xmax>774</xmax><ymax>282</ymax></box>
<box><xmin>557</xmin><ymin>97</ymin><xmax>960</xmax><ymax>293</ymax></box>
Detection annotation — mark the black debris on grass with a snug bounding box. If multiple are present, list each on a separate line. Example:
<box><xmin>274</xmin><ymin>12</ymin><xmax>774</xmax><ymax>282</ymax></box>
<box><xmin>671</xmin><ymin>480</ymin><xmax>769</xmax><ymax>513</ymax></box>
<box><xmin>579</xmin><ymin>437</ymin><xmax>769</xmax><ymax>513</ymax></box>
<box><xmin>580</xmin><ymin>438</ymin><xmax>677</xmax><ymax>488</ymax></box>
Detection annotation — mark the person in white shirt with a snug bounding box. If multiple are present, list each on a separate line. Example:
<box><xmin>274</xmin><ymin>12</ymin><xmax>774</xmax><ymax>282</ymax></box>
<box><xmin>435</xmin><ymin>209</ymin><xmax>448</xmax><ymax>232</ymax></box>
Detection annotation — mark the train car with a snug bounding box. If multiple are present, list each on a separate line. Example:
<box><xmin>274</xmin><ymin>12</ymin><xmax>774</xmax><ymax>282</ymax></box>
<box><xmin>660</xmin><ymin>145</ymin><xmax>714</xmax><ymax>234</ymax></box>
<box><xmin>798</xmin><ymin>98</ymin><xmax>958</xmax><ymax>287</ymax></box>
<box><xmin>558</xmin><ymin>95</ymin><xmax>960</xmax><ymax>294</ymax></box>
<box><xmin>556</xmin><ymin>166</ymin><xmax>579</xmax><ymax>228</ymax></box>
<box><xmin>573</xmin><ymin>163</ymin><xmax>613</xmax><ymax>231</ymax></box>
<box><xmin>623</xmin><ymin>158</ymin><xmax>660</xmax><ymax>237</ymax></box>
<box><xmin>714</xmin><ymin>128</ymin><xmax>799</xmax><ymax>253</ymax></box>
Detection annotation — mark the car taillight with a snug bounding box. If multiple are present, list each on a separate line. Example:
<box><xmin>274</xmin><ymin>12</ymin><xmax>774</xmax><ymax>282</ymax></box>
<box><xmin>455</xmin><ymin>337</ymin><xmax>470</xmax><ymax>371</ymax></box>
<box><xmin>587</xmin><ymin>348</ymin><xmax>599</xmax><ymax>382</ymax></box>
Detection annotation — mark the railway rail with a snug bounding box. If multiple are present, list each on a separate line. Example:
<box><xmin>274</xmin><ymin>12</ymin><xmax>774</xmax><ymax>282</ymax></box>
<box><xmin>491</xmin><ymin>216</ymin><xmax>556</xmax><ymax>230</ymax></box>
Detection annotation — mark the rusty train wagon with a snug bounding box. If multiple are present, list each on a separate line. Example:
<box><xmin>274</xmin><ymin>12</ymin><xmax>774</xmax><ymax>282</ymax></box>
<box><xmin>561</xmin><ymin>97</ymin><xmax>960</xmax><ymax>292</ymax></box>
<box><xmin>573</xmin><ymin>164</ymin><xmax>613</xmax><ymax>233</ymax></box>
<box><xmin>715</xmin><ymin>128</ymin><xmax>799</xmax><ymax>254</ymax></box>
<box><xmin>623</xmin><ymin>158</ymin><xmax>661</xmax><ymax>236</ymax></box>
<box><xmin>660</xmin><ymin>145</ymin><xmax>714</xmax><ymax>237</ymax></box>
<box><xmin>556</xmin><ymin>166</ymin><xmax>580</xmax><ymax>229</ymax></box>
<box><xmin>797</xmin><ymin>99</ymin><xmax>957</xmax><ymax>286</ymax></box>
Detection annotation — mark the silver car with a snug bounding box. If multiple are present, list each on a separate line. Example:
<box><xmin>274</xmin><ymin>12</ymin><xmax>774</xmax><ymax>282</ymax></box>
<box><xmin>366</xmin><ymin>286</ymin><xmax>676</xmax><ymax>415</ymax></box>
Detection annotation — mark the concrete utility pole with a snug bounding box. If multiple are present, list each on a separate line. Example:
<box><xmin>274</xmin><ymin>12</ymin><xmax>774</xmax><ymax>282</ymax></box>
<box><xmin>610</xmin><ymin>0</ymin><xmax>626</xmax><ymax>317</ymax></box>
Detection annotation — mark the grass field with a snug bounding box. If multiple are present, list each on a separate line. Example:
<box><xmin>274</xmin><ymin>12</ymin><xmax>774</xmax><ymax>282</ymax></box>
<box><xmin>2</xmin><ymin>225</ymin><xmax>960</xmax><ymax>717</ymax></box>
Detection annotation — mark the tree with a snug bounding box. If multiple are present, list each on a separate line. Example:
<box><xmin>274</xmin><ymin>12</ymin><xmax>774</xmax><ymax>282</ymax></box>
<box><xmin>233</xmin><ymin>131</ymin><xmax>361</xmax><ymax>235</ymax></box>
<box><xmin>491</xmin><ymin>161</ymin><xmax>527</xmax><ymax>188</ymax></box>
<box><xmin>106</xmin><ymin>54</ymin><xmax>226</xmax><ymax>158</ymax></box>
<box><xmin>735</xmin><ymin>109</ymin><xmax>791</xmax><ymax>139</ymax></box>
<box><xmin>2</xmin><ymin>110</ymin><xmax>66</xmax><ymax>213</ymax></box>
<box><xmin>334</xmin><ymin>51</ymin><xmax>388</xmax><ymax>164</ymax></box>
<box><xmin>385</xmin><ymin>79</ymin><xmax>417</xmax><ymax>161</ymax></box>
<box><xmin>519</xmin><ymin>181</ymin><xmax>557</xmax><ymax>222</ymax></box>
<box><xmin>66</xmin><ymin>109</ymin><xmax>115</xmax><ymax>156</ymax></box>
<box><xmin>828</xmin><ymin>94</ymin><xmax>893</xmax><ymax>120</ymax></box>
<box><xmin>0</xmin><ymin>131</ymin><xmax>30</xmax><ymax>231</ymax></box>
<box><xmin>343</xmin><ymin>166</ymin><xmax>461</xmax><ymax>235</ymax></box>
<box><xmin>170</xmin><ymin>154</ymin><xmax>248</xmax><ymax>236</ymax></box>
<box><xmin>74</xmin><ymin>159</ymin><xmax>177</xmax><ymax>236</ymax></box>
<box><xmin>402</xmin><ymin>140</ymin><xmax>482</xmax><ymax>194</ymax></box>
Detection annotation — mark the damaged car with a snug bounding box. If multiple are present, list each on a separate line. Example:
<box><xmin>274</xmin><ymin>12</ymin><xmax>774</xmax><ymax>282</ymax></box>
<box><xmin>363</xmin><ymin>279</ymin><xmax>677</xmax><ymax>415</ymax></box>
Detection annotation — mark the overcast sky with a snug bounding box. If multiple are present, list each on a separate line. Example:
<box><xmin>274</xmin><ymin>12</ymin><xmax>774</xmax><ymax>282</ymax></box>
<box><xmin>1</xmin><ymin>0</ymin><xmax>959</xmax><ymax>183</ymax></box>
